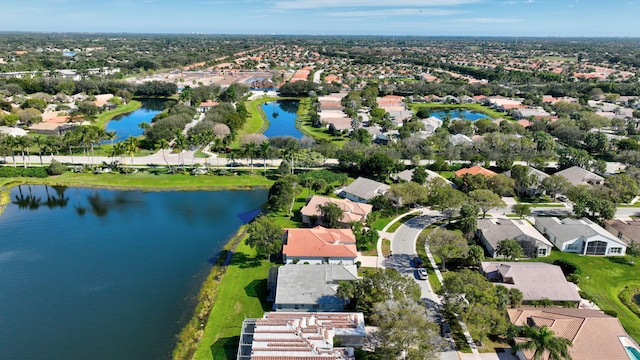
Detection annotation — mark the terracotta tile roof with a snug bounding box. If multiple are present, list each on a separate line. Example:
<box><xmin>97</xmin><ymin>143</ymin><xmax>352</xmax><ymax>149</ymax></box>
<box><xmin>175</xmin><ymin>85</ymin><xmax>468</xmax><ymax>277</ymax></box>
<box><xmin>283</xmin><ymin>226</ymin><xmax>358</xmax><ymax>259</ymax></box>
<box><xmin>300</xmin><ymin>195</ymin><xmax>373</xmax><ymax>225</ymax></box>
<box><xmin>199</xmin><ymin>100</ymin><xmax>218</xmax><ymax>107</ymax></box>
<box><xmin>508</xmin><ymin>308</ymin><xmax>631</xmax><ymax>360</ymax></box>
<box><xmin>454</xmin><ymin>165</ymin><xmax>497</xmax><ymax>177</ymax></box>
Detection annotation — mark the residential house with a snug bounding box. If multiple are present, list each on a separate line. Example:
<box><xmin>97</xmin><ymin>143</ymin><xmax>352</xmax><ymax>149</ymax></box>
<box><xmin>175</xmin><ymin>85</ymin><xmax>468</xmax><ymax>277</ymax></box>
<box><xmin>394</xmin><ymin>168</ymin><xmax>453</xmax><ymax>186</ymax></box>
<box><xmin>449</xmin><ymin>133</ymin><xmax>473</xmax><ymax>146</ymax></box>
<box><xmin>0</xmin><ymin>126</ymin><xmax>28</xmax><ymax>137</ymax></box>
<box><xmin>325</xmin><ymin>117</ymin><xmax>352</xmax><ymax>134</ymax></box>
<box><xmin>198</xmin><ymin>100</ymin><xmax>219</xmax><ymax>112</ymax></box>
<box><xmin>300</xmin><ymin>195</ymin><xmax>373</xmax><ymax>227</ymax></box>
<box><xmin>339</xmin><ymin>177</ymin><xmax>390</xmax><ymax>203</ymax></box>
<box><xmin>481</xmin><ymin>262</ymin><xmax>581</xmax><ymax>304</ymax></box>
<box><xmin>271</xmin><ymin>264</ymin><xmax>358</xmax><ymax>312</ymax></box>
<box><xmin>534</xmin><ymin>217</ymin><xmax>627</xmax><ymax>256</ymax></box>
<box><xmin>555</xmin><ymin>166</ymin><xmax>604</xmax><ymax>186</ymax></box>
<box><xmin>236</xmin><ymin>312</ymin><xmax>365</xmax><ymax>360</ymax></box>
<box><xmin>282</xmin><ymin>226</ymin><xmax>358</xmax><ymax>265</ymax></box>
<box><xmin>420</xmin><ymin>116</ymin><xmax>443</xmax><ymax>135</ymax></box>
<box><xmin>454</xmin><ymin>165</ymin><xmax>497</xmax><ymax>178</ymax></box>
<box><xmin>604</xmin><ymin>218</ymin><xmax>640</xmax><ymax>247</ymax></box>
<box><xmin>508</xmin><ymin>308</ymin><xmax>635</xmax><ymax>360</ymax></box>
<box><xmin>476</xmin><ymin>219</ymin><xmax>553</xmax><ymax>258</ymax></box>
<box><xmin>504</xmin><ymin>165</ymin><xmax>549</xmax><ymax>196</ymax></box>
<box><xmin>512</xmin><ymin>107</ymin><xmax>553</xmax><ymax>120</ymax></box>
<box><xmin>554</xmin><ymin>166</ymin><xmax>604</xmax><ymax>186</ymax></box>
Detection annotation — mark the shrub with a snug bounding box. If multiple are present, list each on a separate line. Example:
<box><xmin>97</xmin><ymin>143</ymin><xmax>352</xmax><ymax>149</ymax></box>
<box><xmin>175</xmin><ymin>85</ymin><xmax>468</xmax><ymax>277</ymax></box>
<box><xmin>553</xmin><ymin>259</ymin><xmax>581</xmax><ymax>276</ymax></box>
<box><xmin>0</xmin><ymin>166</ymin><xmax>48</xmax><ymax>178</ymax></box>
<box><xmin>47</xmin><ymin>160</ymin><xmax>67</xmax><ymax>175</ymax></box>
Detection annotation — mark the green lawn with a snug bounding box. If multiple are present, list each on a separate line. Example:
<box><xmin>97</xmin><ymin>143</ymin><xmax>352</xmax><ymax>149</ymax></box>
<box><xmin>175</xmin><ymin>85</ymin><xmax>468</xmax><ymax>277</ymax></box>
<box><xmin>0</xmin><ymin>171</ymin><xmax>274</xmax><ymax>190</ymax></box>
<box><xmin>242</xmin><ymin>97</ymin><xmax>277</xmax><ymax>136</ymax></box>
<box><xmin>192</xmin><ymin>240</ymin><xmax>273</xmax><ymax>360</ymax></box>
<box><xmin>537</xmin><ymin>251</ymin><xmax>640</xmax><ymax>342</ymax></box>
<box><xmin>386</xmin><ymin>212</ymin><xmax>420</xmax><ymax>233</ymax></box>
<box><xmin>371</xmin><ymin>215</ymin><xmax>395</xmax><ymax>231</ymax></box>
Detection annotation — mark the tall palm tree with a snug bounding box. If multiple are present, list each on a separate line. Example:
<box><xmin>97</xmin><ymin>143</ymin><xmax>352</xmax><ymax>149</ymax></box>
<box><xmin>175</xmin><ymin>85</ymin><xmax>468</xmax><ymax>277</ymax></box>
<box><xmin>31</xmin><ymin>135</ymin><xmax>47</xmax><ymax>166</ymax></box>
<box><xmin>513</xmin><ymin>325</ymin><xmax>573</xmax><ymax>360</ymax></box>
<box><xmin>243</xmin><ymin>141</ymin><xmax>259</xmax><ymax>173</ymax></box>
<box><xmin>1</xmin><ymin>135</ymin><xmax>17</xmax><ymax>167</ymax></box>
<box><xmin>282</xmin><ymin>140</ymin><xmax>300</xmax><ymax>175</ymax></box>
<box><xmin>259</xmin><ymin>140</ymin><xmax>271</xmax><ymax>175</ymax></box>
<box><xmin>15</xmin><ymin>135</ymin><xmax>32</xmax><ymax>168</ymax></box>
<box><xmin>155</xmin><ymin>138</ymin><xmax>170</xmax><ymax>168</ymax></box>
<box><xmin>173</xmin><ymin>131</ymin><xmax>188</xmax><ymax>170</ymax></box>
<box><xmin>122</xmin><ymin>136</ymin><xmax>139</xmax><ymax>169</ymax></box>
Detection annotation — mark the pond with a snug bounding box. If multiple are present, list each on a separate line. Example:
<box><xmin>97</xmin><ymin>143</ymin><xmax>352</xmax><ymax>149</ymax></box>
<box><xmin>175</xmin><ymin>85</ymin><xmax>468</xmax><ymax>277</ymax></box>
<box><xmin>0</xmin><ymin>185</ymin><xmax>267</xmax><ymax>360</ymax></box>
<box><xmin>105</xmin><ymin>98</ymin><xmax>165</xmax><ymax>142</ymax></box>
<box><xmin>429</xmin><ymin>109</ymin><xmax>492</xmax><ymax>121</ymax></box>
<box><xmin>261</xmin><ymin>100</ymin><xmax>303</xmax><ymax>138</ymax></box>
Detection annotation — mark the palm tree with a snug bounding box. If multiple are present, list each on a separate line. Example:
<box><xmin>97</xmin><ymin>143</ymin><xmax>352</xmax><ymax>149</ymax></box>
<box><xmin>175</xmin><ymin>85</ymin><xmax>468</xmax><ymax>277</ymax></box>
<box><xmin>1</xmin><ymin>135</ymin><xmax>17</xmax><ymax>167</ymax></box>
<box><xmin>513</xmin><ymin>325</ymin><xmax>573</xmax><ymax>360</ymax></box>
<box><xmin>32</xmin><ymin>135</ymin><xmax>47</xmax><ymax>166</ymax></box>
<box><xmin>259</xmin><ymin>140</ymin><xmax>271</xmax><ymax>175</ymax></box>
<box><xmin>155</xmin><ymin>138</ymin><xmax>170</xmax><ymax>167</ymax></box>
<box><xmin>15</xmin><ymin>136</ymin><xmax>32</xmax><ymax>168</ymax></box>
<box><xmin>282</xmin><ymin>140</ymin><xmax>300</xmax><ymax>175</ymax></box>
<box><xmin>122</xmin><ymin>136</ymin><xmax>139</xmax><ymax>169</ymax></box>
<box><xmin>243</xmin><ymin>141</ymin><xmax>259</xmax><ymax>173</ymax></box>
<box><xmin>173</xmin><ymin>131</ymin><xmax>188</xmax><ymax>170</ymax></box>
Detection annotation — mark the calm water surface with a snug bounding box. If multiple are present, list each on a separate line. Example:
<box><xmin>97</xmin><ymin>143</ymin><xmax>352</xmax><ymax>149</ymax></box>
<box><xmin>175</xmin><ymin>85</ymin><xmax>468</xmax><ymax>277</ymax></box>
<box><xmin>261</xmin><ymin>100</ymin><xmax>303</xmax><ymax>138</ymax></box>
<box><xmin>105</xmin><ymin>98</ymin><xmax>165</xmax><ymax>142</ymax></box>
<box><xmin>430</xmin><ymin>109</ymin><xmax>492</xmax><ymax>121</ymax></box>
<box><xmin>0</xmin><ymin>185</ymin><xmax>266</xmax><ymax>360</ymax></box>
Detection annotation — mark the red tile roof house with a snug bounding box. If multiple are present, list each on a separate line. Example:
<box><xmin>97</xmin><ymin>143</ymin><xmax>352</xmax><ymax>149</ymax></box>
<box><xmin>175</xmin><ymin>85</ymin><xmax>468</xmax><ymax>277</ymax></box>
<box><xmin>508</xmin><ymin>308</ymin><xmax>635</xmax><ymax>360</ymax></box>
<box><xmin>454</xmin><ymin>165</ymin><xmax>497</xmax><ymax>178</ymax></box>
<box><xmin>300</xmin><ymin>195</ymin><xmax>373</xmax><ymax>228</ymax></box>
<box><xmin>282</xmin><ymin>226</ymin><xmax>359</xmax><ymax>265</ymax></box>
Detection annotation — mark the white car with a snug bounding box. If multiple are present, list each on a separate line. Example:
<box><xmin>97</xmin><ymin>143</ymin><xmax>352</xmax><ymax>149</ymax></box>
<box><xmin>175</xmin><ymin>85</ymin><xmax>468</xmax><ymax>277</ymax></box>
<box><xmin>417</xmin><ymin>268</ymin><xmax>428</xmax><ymax>280</ymax></box>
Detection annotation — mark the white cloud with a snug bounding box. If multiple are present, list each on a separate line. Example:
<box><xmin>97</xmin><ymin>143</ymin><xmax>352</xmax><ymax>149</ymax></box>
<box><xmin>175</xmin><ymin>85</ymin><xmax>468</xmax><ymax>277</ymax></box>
<box><xmin>274</xmin><ymin>0</ymin><xmax>480</xmax><ymax>9</ymax></box>
<box><xmin>327</xmin><ymin>8</ymin><xmax>460</xmax><ymax>17</ymax></box>
<box><xmin>452</xmin><ymin>17</ymin><xmax>522</xmax><ymax>23</ymax></box>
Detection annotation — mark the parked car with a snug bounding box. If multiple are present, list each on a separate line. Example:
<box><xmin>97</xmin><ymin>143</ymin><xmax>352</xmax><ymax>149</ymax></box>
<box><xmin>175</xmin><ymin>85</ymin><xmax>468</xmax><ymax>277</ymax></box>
<box><xmin>413</xmin><ymin>256</ymin><xmax>424</xmax><ymax>268</ymax></box>
<box><xmin>416</xmin><ymin>268</ymin><xmax>428</xmax><ymax>280</ymax></box>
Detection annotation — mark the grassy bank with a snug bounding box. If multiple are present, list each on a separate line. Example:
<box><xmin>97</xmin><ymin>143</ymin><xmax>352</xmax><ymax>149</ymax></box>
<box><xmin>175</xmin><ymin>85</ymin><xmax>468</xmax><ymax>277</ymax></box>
<box><xmin>538</xmin><ymin>251</ymin><xmax>640</xmax><ymax>342</ymax></box>
<box><xmin>93</xmin><ymin>100</ymin><xmax>143</xmax><ymax>129</ymax></box>
<box><xmin>243</xmin><ymin>97</ymin><xmax>277</xmax><ymax>137</ymax></box>
<box><xmin>0</xmin><ymin>171</ymin><xmax>274</xmax><ymax>190</ymax></box>
<box><xmin>190</xmin><ymin>238</ymin><xmax>272</xmax><ymax>360</ymax></box>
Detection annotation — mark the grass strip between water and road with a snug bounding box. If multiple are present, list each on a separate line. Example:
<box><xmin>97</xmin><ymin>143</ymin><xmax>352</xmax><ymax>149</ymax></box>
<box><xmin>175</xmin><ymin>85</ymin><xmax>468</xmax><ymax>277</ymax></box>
<box><xmin>0</xmin><ymin>171</ymin><xmax>274</xmax><ymax>190</ymax></box>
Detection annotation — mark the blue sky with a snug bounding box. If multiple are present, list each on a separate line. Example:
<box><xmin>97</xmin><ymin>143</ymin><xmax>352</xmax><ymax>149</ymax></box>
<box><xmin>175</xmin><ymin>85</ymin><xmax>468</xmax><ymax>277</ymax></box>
<box><xmin>2</xmin><ymin>0</ymin><xmax>639</xmax><ymax>37</ymax></box>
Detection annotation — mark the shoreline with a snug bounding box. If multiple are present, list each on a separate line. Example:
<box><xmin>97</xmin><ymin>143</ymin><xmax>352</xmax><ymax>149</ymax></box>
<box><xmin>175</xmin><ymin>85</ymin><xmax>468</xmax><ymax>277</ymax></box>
<box><xmin>172</xmin><ymin>224</ymin><xmax>251</xmax><ymax>360</ymax></box>
<box><xmin>93</xmin><ymin>100</ymin><xmax>143</xmax><ymax>129</ymax></box>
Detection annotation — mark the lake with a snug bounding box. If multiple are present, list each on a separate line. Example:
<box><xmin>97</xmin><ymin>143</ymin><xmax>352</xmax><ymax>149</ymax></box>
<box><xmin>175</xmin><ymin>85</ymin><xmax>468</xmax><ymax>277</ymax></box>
<box><xmin>430</xmin><ymin>109</ymin><xmax>492</xmax><ymax>121</ymax></box>
<box><xmin>261</xmin><ymin>100</ymin><xmax>303</xmax><ymax>138</ymax></box>
<box><xmin>0</xmin><ymin>185</ymin><xmax>267</xmax><ymax>360</ymax></box>
<box><xmin>106</xmin><ymin>98</ymin><xmax>165</xmax><ymax>142</ymax></box>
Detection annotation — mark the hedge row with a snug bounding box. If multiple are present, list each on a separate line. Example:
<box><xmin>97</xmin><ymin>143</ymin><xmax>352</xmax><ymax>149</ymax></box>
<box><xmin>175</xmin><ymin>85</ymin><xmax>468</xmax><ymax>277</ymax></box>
<box><xmin>0</xmin><ymin>166</ymin><xmax>49</xmax><ymax>178</ymax></box>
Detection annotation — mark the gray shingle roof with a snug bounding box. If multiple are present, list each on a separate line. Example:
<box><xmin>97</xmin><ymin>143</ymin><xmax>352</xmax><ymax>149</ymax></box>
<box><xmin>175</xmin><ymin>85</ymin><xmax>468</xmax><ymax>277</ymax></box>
<box><xmin>274</xmin><ymin>264</ymin><xmax>358</xmax><ymax>306</ymax></box>
<box><xmin>340</xmin><ymin>177</ymin><xmax>390</xmax><ymax>201</ymax></box>
<box><xmin>481</xmin><ymin>261</ymin><xmax>581</xmax><ymax>302</ymax></box>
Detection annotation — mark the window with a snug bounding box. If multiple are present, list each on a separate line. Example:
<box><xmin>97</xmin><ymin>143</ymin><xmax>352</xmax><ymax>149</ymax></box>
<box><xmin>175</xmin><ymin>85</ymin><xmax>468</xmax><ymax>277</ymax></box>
<box><xmin>538</xmin><ymin>248</ymin><xmax>547</xmax><ymax>256</ymax></box>
<box><xmin>312</xmin><ymin>304</ymin><xmax>319</xmax><ymax>309</ymax></box>
<box><xmin>609</xmin><ymin>247</ymin><xmax>622</xmax><ymax>254</ymax></box>
<box><xmin>585</xmin><ymin>240</ymin><xmax>607</xmax><ymax>256</ymax></box>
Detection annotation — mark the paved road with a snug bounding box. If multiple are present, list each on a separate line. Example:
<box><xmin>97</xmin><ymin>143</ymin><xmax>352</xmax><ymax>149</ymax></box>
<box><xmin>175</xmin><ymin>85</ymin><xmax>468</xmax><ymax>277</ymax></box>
<box><xmin>385</xmin><ymin>212</ymin><xmax>459</xmax><ymax>360</ymax></box>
